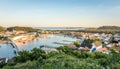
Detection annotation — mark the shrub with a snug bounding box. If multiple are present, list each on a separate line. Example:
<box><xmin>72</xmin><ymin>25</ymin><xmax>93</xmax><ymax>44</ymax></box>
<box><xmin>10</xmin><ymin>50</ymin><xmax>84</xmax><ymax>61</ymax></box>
<box><xmin>74</xmin><ymin>42</ymin><xmax>80</xmax><ymax>47</ymax></box>
<box><xmin>14</xmin><ymin>50</ymin><xmax>30</xmax><ymax>63</ymax></box>
<box><xmin>2</xmin><ymin>47</ymin><xmax>120</xmax><ymax>69</ymax></box>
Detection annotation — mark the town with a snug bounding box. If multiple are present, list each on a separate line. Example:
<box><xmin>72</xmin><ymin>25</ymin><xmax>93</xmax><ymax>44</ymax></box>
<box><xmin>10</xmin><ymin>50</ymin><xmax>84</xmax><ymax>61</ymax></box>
<box><xmin>0</xmin><ymin>0</ymin><xmax>120</xmax><ymax>68</ymax></box>
<box><xmin>0</xmin><ymin>26</ymin><xmax>120</xmax><ymax>68</ymax></box>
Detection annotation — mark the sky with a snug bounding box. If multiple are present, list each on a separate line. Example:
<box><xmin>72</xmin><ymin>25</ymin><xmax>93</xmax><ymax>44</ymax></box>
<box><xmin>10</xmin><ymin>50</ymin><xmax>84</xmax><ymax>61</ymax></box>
<box><xmin>0</xmin><ymin>0</ymin><xmax>120</xmax><ymax>27</ymax></box>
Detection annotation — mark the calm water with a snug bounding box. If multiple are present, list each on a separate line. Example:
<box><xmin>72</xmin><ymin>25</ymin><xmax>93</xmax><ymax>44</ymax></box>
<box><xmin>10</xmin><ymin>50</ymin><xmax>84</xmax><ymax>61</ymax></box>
<box><xmin>0</xmin><ymin>44</ymin><xmax>17</xmax><ymax>58</ymax></box>
<box><xmin>35</xmin><ymin>27</ymin><xmax>85</xmax><ymax>30</ymax></box>
<box><xmin>18</xmin><ymin>34</ymin><xmax>78</xmax><ymax>51</ymax></box>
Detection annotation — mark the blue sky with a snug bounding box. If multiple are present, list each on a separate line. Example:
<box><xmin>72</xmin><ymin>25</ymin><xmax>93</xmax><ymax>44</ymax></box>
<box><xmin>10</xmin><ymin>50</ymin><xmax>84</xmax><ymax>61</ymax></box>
<box><xmin>0</xmin><ymin>0</ymin><xmax>120</xmax><ymax>27</ymax></box>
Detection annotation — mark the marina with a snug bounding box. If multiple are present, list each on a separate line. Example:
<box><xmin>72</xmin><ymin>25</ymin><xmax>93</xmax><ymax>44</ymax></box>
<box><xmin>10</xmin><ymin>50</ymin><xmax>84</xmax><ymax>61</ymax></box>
<box><xmin>0</xmin><ymin>34</ymin><xmax>78</xmax><ymax>58</ymax></box>
<box><xmin>17</xmin><ymin>34</ymin><xmax>78</xmax><ymax>51</ymax></box>
<box><xmin>0</xmin><ymin>0</ymin><xmax>120</xmax><ymax>68</ymax></box>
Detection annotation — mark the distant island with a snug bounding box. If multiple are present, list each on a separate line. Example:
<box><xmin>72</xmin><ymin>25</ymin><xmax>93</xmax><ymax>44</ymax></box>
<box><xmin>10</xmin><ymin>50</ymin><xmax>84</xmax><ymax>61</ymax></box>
<box><xmin>0</xmin><ymin>26</ymin><xmax>120</xmax><ymax>33</ymax></box>
<box><xmin>97</xmin><ymin>26</ymin><xmax>120</xmax><ymax>30</ymax></box>
<box><xmin>0</xmin><ymin>26</ymin><xmax>38</xmax><ymax>32</ymax></box>
<box><xmin>84</xmin><ymin>26</ymin><xmax>120</xmax><ymax>33</ymax></box>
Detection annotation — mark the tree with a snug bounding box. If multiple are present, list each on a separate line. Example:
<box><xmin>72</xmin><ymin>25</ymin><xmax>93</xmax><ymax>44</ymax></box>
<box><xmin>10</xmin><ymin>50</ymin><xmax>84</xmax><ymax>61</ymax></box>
<box><xmin>74</xmin><ymin>42</ymin><xmax>80</xmax><ymax>47</ymax></box>
<box><xmin>35</xmin><ymin>32</ymin><xmax>39</xmax><ymax>37</ymax></box>
<box><xmin>14</xmin><ymin>50</ymin><xmax>30</xmax><ymax>63</ymax></box>
<box><xmin>30</xmin><ymin>48</ymin><xmax>46</xmax><ymax>60</ymax></box>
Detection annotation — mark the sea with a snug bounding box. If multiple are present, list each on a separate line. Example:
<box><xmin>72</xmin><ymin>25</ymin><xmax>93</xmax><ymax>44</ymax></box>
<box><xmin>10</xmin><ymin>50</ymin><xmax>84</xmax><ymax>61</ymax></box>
<box><xmin>34</xmin><ymin>27</ymin><xmax>85</xmax><ymax>30</ymax></box>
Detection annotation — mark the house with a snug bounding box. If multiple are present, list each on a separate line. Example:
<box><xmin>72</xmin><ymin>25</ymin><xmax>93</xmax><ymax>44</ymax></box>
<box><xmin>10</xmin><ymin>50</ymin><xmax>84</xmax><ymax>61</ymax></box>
<box><xmin>113</xmin><ymin>33</ymin><xmax>120</xmax><ymax>41</ymax></box>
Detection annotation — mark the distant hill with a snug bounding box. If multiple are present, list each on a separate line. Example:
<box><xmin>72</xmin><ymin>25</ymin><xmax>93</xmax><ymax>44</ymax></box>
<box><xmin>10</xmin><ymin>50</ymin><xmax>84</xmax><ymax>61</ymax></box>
<box><xmin>97</xmin><ymin>26</ymin><xmax>120</xmax><ymax>30</ymax></box>
<box><xmin>0</xmin><ymin>26</ymin><xmax>6</xmax><ymax>32</ymax></box>
<box><xmin>7</xmin><ymin>26</ymin><xmax>37</xmax><ymax>32</ymax></box>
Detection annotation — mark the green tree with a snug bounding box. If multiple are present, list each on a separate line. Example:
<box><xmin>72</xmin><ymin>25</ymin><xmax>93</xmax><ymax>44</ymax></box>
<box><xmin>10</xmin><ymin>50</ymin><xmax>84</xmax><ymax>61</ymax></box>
<box><xmin>74</xmin><ymin>42</ymin><xmax>80</xmax><ymax>47</ymax></box>
<box><xmin>35</xmin><ymin>32</ymin><xmax>39</xmax><ymax>37</ymax></box>
<box><xmin>30</xmin><ymin>48</ymin><xmax>46</xmax><ymax>60</ymax></box>
<box><xmin>14</xmin><ymin>50</ymin><xmax>30</xmax><ymax>63</ymax></box>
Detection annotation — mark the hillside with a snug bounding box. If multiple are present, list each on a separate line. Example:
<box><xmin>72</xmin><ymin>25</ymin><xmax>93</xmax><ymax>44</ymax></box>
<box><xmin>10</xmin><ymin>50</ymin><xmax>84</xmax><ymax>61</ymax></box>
<box><xmin>0</xmin><ymin>26</ymin><xmax>6</xmax><ymax>32</ymax></box>
<box><xmin>2</xmin><ymin>47</ymin><xmax>120</xmax><ymax>69</ymax></box>
<box><xmin>97</xmin><ymin>26</ymin><xmax>120</xmax><ymax>30</ymax></box>
<box><xmin>7</xmin><ymin>26</ymin><xmax>37</xmax><ymax>32</ymax></box>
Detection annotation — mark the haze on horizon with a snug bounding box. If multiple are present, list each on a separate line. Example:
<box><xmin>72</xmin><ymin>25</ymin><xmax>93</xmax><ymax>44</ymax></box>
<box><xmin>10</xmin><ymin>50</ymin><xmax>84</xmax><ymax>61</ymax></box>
<box><xmin>0</xmin><ymin>0</ymin><xmax>120</xmax><ymax>27</ymax></box>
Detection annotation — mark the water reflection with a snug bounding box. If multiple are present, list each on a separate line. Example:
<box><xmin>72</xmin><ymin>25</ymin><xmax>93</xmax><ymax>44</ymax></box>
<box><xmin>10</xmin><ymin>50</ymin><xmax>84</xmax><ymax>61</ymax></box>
<box><xmin>17</xmin><ymin>34</ymin><xmax>77</xmax><ymax>51</ymax></box>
